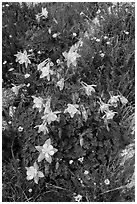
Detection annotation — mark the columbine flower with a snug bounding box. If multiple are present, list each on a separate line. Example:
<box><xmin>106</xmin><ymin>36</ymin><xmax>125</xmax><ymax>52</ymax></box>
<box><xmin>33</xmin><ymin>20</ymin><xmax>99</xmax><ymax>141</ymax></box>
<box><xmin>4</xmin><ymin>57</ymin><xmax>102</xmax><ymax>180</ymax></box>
<box><xmin>24</xmin><ymin>73</ymin><xmax>30</xmax><ymax>78</ymax></box>
<box><xmin>14</xmin><ymin>50</ymin><xmax>31</xmax><ymax>68</ymax></box>
<box><xmin>32</xmin><ymin>96</ymin><xmax>44</xmax><ymax>112</ymax></box>
<box><xmin>74</xmin><ymin>194</ymin><xmax>82</xmax><ymax>202</ymax></box>
<box><xmin>78</xmin><ymin>157</ymin><xmax>84</xmax><ymax>163</ymax></box>
<box><xmin>41</xmin><ymin>7</ymin><xmax>48</xmax><ymax>18</ymax></box>
<box><xmin>37</xmin><ymin>59</ymin><xmax>54</xmax><ymax>81</ymax></box>
<box><xmin>62</xmin><ymin>44</ymin><xmax>81</xmax><ymax>68</ymax></box>
<box><xmin>34</xmin><ymin>122</ymin><xmax>49</xmax><ymax>135</ymax></box>
<box><xmin>99</xmin><ymin>99</ymin><xmax>110</xmax><ymax>113</ymax></box>
<box><xmin>25</xmin><ymin>162</ymin><xmax>44</xmax><ymax>184</ymax></box>
<box><xmin>81</xmin><ymin>81</ymin><xmax>96</xmax><ymax>96</ymax></box>
<box><xmin>69</xmin><ymin>160</ymin><xmax>73</xmax><ymax>164</ymax></box>
<box><xmin>108</xmin><ymin>93</ymin><xmax>120</xmax><ymax>107</ymax></box>
<box><xmin>35</xmin><ymin>138</ymin><xmax>58</xmax><ymax>163</ymax></box>
<box><xmin>11</xmin><ymin>83</ymin><xmax>25</xmax><ymax>95</ymax></box>
<box><xmin>64</xmin><ymin>104</ymin><xmax>80</xmax><ymax>118</ymax></box>
<box><xmin>56</xmin><ymin>78</ymin><xmax>65</xmax><ymax>91</ymax></box>
<box><xmin>42</xmin><ymin>110</ymin><xmax>60</xmax><ymax>125</ymax></box>
<box><xmin>102</xmin><ymin>110</ymin><xmax>117</xmax><ymax>120</ymax></box>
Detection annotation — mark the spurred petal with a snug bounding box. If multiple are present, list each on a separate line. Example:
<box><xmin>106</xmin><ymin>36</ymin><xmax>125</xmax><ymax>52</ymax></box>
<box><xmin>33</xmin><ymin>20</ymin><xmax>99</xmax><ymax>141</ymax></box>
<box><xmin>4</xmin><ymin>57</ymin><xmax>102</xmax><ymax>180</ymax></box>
<box><xmin>38</xmin><ymin>152</ymin><xmax>45</xmax><ymax>162</ymax></box>
<box><xmin>45</xmin><ymin>154</ymin><xmax>52</xmax><ymax>163</ymax></box>
<box><xmin>34</xmin><ymin>162</ymin><xmax>39</xmax><ymax>170</ymax></box>
<box><xmin>45</xmin><ymin>138</ymin><xmax>51</xmax><ymax>146</ymax></box>
<box><xmin>35</xmin><ymin>146</ymin><xmax>43</xmax><ymax>152</ymax></box>
<box><xmin>27</xmin><ymin>175</ymin><xmax>33</xmax><ymax>180</ymax></box>
<box><xmin>34</xmin><ymin>176</ymin><xmax>39</xmax><ymax>184</ymax></box>
<box><xmin>38</xmin><ymin>171</ymin><xmax>44</xmax><ymax>178</ymax></box>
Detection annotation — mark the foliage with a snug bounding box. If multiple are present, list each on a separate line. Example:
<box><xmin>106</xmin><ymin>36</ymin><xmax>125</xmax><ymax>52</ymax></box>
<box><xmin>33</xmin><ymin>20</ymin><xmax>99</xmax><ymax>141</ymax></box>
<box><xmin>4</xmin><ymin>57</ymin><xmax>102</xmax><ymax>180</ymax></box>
<box><xmin>2</xmin><ymin>2</ymin><xmax>135</xmax><ymax>202</ymax></box>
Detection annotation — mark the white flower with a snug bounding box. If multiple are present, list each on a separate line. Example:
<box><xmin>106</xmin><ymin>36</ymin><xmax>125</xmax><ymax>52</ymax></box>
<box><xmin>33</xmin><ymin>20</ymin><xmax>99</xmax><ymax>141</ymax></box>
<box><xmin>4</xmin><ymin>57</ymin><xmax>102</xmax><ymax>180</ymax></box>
<box><xmin>14</xmin><ymin>50</ymin><xmax>31</xmax><ymax>68</ymax></box>
<box><xmin>106</xmin><ymin>41</ymin><xmax>111</xmax><ymax>45</ymax></box>
<box><xmin>62</xmin><ymin>44</ymin><xmax>81</xmax><ymax>68</ymax></box>
<box><xmin>32</xmin><ymin>96</ymin><xmax>44</xmax><ymax>112</ymax></box>
<box><xmin>26</xmin><ymin>162</ymin><xmax>44</xmax><ymax>184</ymax></box>
<box><xmin>37</xmin><ymin>51</ymin><xmax>41</xmax><ymax>54</ymax></box>
<box><xmin>11</xmin><ymin>83</ymin><xmax>25</xmax><ymax>95</ymax></box>
<box><xmin>108</xmin><ymin>94</ymin><xmax>120</xmax><ymax>107</ymax></box>
<box><xmin>72</xmin><ymin>33</ymin><xmax>77</xmax><ymax>37</ymax></box>
<box><xmin>35</xmin><ymin>138</ymin><xmax>58</xmax><ymax>163</ymax></box>
<box><xmin>99</xmin><ymin>99</ymin><xmax>110</xmax><ymax>113</ymax></box>
<box><xmin>100</xmin><ymin>53</ymin><xmax>105</xmax><ymax>58</ymax></box>
<box><xmin>104</xmin><ymin>36</ymin><xmax>108</xmax><ymax>39</ymax></box>
<box><xmin>24</xmin><ymin>73</ymin><xmax>30</xmax><ymax>78</ymax></box>
<box><xmin>102</xmin><ymin>110</ymin><xmax>117</xmax><ymax>120</ymax></box>
<box><xmin>52</xmin><ymin>33</ymin><xmax>58</xmax><ymax>38</ymax></box>
<box><xmin>96</xmin><ymin>39</ymin><xmax>100</xmax><ymax>42</ymax></box>
<box><xmin>56</xmin><ymin>59</ymin><xmax>61</xmax><ymax>65</ymax></box>
<box><xmin>42</xmin><ymin>110</ymin><xmax>60</xmax><ymax>125</ymax></box>
<box><xmin>34</xmin><ymin>122</ymin><xmax>49</xmax><ymax>135</ymax></box>
<box><xmin>69</xmin><ymin>160</ymin><xmax>73</xmax><ymax>164</ymax></box>
<box><xmin>78</xmin><ymin>157</ymin><xmax>84</xmax><ymax>163</ymax></box>
<box><xmin>74</xmin><ymin>194</ymin><xmax>82</xmax><ymax>202</ymax></box>
<box><xmin>18</xmin><ymin>126</ymin><xmax>23</xmax><ymax>132</ymax></box>
<box><xmin>37</xmin><ymin>59</ymin><xmax>53</xmax><ymax>81</ymax></box>
<box><xmin>81</xmin><ymin>82</ymin><xmax>96</xmax><ymax>96</ymax></box>
<box><xmin>104</xmin><ymin>179</ymin><xmax>110</xmax><ymax>185</ymax></box>
<box><xmin>41</xmin><ymin>7</ymin><xmax>48</xmax><ymax>18</ymax></box>
<box><xmin>28</xmin><ymin>189</ymin><xmax>32</xmax><ymax>193</ymax></box>
<box><xmin>64</xmin><ymin>104</ymin><xmax>80</xmax><ymax>118</ymax></box>
<box><xmin>8</xmin><ymin>68</ymin><xmax>14</xmax><ymax>71</ymax></box>
<box><xmin>57</xmin><ymin>78</ymin><xmax>65</xmax><ymax>91</ymax></box>
<box><xmin>3</xmin><ymin>61</ymin><xmax>7</xmax><ymax>64</ymax></box>
<box><xmin>84</xmin><ymin>170</ymin><xmax>89</xmax><ymax>175</ymax></box>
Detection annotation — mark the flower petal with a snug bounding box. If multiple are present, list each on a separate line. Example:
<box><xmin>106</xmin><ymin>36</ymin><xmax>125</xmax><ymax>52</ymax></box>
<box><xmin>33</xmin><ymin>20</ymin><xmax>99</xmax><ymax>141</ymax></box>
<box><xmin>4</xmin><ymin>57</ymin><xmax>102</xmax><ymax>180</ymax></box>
<box><xmin>38</xmin><ymin>171</ymin><xmax>44</xmax><ymax>178</ymax></box>
<box><xmin>34</xmin><ymin>176</ymin><xmax>39</xmax><ymax>184</ymax></box>
<box><xmin>45</xmin><ymin>138</ymin><xmax>51</xmax><ymax>146</ymax></box>
<box><xmin>35</xmin><ymin>146</ymin><xmax>42</xmax><ymax>152</ymax></box>
<box><xmin>38</xmin><ymin>152</ymin><xmax>45</xmax><ymax>162</ymax></box>
<box><xmin>45</xmin><ymin>155</ymin><xmax>52</xmax><ymax>163</ymax></box>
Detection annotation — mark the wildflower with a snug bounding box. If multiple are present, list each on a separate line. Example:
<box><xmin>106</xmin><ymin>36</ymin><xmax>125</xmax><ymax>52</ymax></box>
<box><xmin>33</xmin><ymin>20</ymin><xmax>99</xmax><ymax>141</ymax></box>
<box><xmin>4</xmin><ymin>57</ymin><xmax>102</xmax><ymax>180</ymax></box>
<box><xmin>74</xmin><ymin>194</ymin><xmax>82</xmax><ymax>202</ymax></box>
<box><xmin>119</xmin><ymin>95</ymin><xmax>128</xmax><ymax>105</ymax></box>
<box><xmin>26</xmin><ymin>83</ymin><xmax>30</xmax><ymax>87</ymax></box>
<box><xmin>14</xmin><ymin>50</ymin><xmax>31</xmax><ymax>68</ymax></box>
<box><xmin>56</xmin><ymin>59</ymin><xmax>61</xmax><ymax>65</ymax></box>
<box><xmin>99</xmin><ymin>99</ymin><xmax>110</xmax><ymax>113</ymax></box>
<box><xmin>78</xmin><ymin>157</ymin><xmax>84</xmax><ymax>163</ymax></box>
<box><xmin>108</xmin><ymin>93</ymin><xmax>120</xmax><ymax>107</ymax></box>
<box><xmin>42</xmin><ymin>110</ymin><xmax>61</xmax><ymax>125</ymax></box>
<box><xmin>18</xmin><ymin>126</ymin><xmax>23</xmax><ymax>132</ymax></box>
<box><xmin>37</xmin><ymin>51</ymin><xmax>41</xmax><ymax>54</ymax></box>
<box><xmin>72</xmin><ymin>33</ymin><xmax>77</xmax><ymax>37</ymax></box>
<box><xmin>52</xmin><ymin>33</ymin><xmax>58</xmax><ymax>38</ymax></box>
<box><xmin>64</xmin><ymin>104</ymin><xmax>80</xmax><ymax>118</ymax></box>
<box><xmin>34</xmin><ymin>122</ymin><xmax>49</xmax><ymax>135</ymax></box>
<box><xmin>96</xmin><ymin>39</ymin><xmax>101</xmax><ymax>42</ymax></box>
<box><xmin>100</xmin><ymin>53</ymin><xmax>105</xmax><ymax>58</ymax></box>
<box><xmin>37</xmin><ymin>59</ymin><xmax>53</xmax><ymax>81</ymax></box>
<box><xmin>11</xmin><ymin>83</ymin><xmax>25</xmax><ymax>95</ymax></box>
<box><xmin>102</xmin><ymin>110</ymin><xmax>117</xmax><ymax>120</ymax></box>
<box><xmin>81</xmin><ymin>81</ymin><xmax>96</xmax><ymax>96</ymax></box>
<box><xmin>3</xmin><ymin>61</ymin><xmax>7</xmax><ymax>64</ymax></box>
<box><xmin>26</xmin><ymin>162</ymin><xmax>44</xmax><ymax>184</ymax></box>
<box><xmin>104</xmin><ymin>179</ymin><xmax>110</xmax><ymax>185</ymax></box>
<box><xmin>57</xmin><ymin>78</ymin><xmax>65</xmax><ymax>91</ymax></box>
<box><xmin>106</xmin><ymin>41</ymin><xmax>111</xmax><ymax>45</ymax></box>
<box><xmin>35</xmin><ymin>138</ymin><xmax>58</xmax><ymax>163</ymax></box>
<box><xmin>28</xmin><ymin>189</ymin><xmax>32</xmax><ymax>193</ymax></box>
<box><xmin>84</xmin><ymin>170</ymin><xmax>89</xmax><ymax>175</ymax></box>
<box><xmin>41</xmin><ymin>7</ymin><xmax>48</xmax><ymax>18</ymax></box>
<box><xmin>62</xmin><ymin>44</ymin><xmax>81</xmax><ymax>68</ymax></box>
<box><xmin>24</xmin><ymin>73</ymin><xmax>30</xmax><ymax>78</ymax></box>
<box><xmin>32</xmin><ymin>96</ymin><xmax>44</xmax><ymax>112</ymax></box>
<box><xmin>124</xmin><ymin>31</ymin><xmax>129</xmax><ymax>35</ymax></box>
<box><xmin>104</xmin><ymin>36</ymin><xmax>108</xmax><ymax>39</ymax></box>
<box><xmin>69</xmin><ymin>160</ymin><xmax>73</xmax><ymax>164</ymax></box>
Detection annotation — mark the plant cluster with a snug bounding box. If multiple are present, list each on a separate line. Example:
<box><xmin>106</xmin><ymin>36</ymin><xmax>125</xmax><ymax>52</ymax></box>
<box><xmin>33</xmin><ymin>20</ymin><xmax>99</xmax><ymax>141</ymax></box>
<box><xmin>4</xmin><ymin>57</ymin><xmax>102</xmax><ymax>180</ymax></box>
<box><xmin>2</xmin><ymin>2</ymin><xmax>135</xmax><ymax>202</ymax></box>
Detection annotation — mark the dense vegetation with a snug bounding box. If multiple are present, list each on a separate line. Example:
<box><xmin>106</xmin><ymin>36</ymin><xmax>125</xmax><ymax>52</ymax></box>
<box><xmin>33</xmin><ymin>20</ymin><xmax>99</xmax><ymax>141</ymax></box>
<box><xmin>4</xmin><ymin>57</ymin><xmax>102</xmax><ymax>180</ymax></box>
<box><xmin>2</xmin><ymin>2</ymin><xmax>135</xmax><ymax>202</ymax></box>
